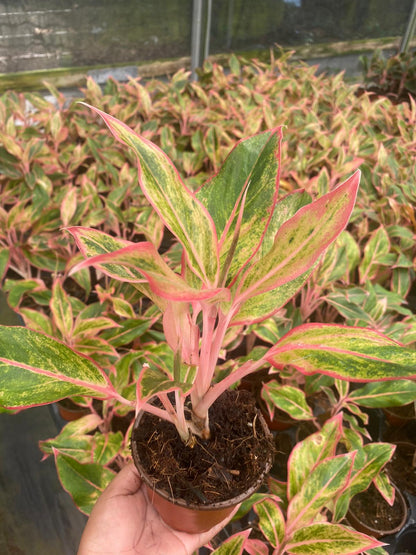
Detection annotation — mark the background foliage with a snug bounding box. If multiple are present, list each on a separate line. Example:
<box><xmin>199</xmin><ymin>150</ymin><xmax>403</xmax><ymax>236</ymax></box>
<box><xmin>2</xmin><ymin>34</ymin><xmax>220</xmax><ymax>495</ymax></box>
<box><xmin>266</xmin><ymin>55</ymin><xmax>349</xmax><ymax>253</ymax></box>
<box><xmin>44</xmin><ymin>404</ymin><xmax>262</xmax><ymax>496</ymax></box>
<box><xmin>0</xmin><ymin>52</ymin><xmax>415</xmax><ymax>537</ymax></box>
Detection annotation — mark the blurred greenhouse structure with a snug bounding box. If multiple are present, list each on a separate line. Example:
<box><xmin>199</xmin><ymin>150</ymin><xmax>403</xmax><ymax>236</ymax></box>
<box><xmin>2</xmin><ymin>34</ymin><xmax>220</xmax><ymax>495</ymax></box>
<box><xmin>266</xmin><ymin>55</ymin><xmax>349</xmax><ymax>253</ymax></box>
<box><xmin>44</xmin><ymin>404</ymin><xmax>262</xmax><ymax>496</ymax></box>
<box><xmin>0</xmin><ymin>0</ymin><xmax>414</xmax><ymax>89</ymax></box>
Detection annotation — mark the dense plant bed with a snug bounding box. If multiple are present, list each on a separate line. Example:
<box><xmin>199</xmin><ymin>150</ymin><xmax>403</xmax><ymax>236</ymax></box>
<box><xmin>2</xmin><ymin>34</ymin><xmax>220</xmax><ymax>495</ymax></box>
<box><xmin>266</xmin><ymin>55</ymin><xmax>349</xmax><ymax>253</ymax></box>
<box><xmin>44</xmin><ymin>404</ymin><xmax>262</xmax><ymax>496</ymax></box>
<box><xmin>0</xmin><ymin>52</ymin><xmax>415</xmax><ymax>554</ymax></box>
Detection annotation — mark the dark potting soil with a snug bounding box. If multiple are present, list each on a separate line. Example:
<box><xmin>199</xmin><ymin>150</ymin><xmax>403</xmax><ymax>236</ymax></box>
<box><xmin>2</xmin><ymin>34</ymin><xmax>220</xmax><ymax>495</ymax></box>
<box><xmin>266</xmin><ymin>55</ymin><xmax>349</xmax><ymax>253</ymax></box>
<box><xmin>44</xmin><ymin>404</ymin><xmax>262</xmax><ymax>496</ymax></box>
<box><xmin>386</xmin><ymin>443</ymin><xmax>416</xmax><ymax>496</ymax></box>
<box><xmin>348</xmin><ymin>483</ymin><xmax>406</xmax><ymax>532</ymax></box>
<box><xmin>131</xmin><ymin>389</ymin><xmax>274</xmax><ymax>505</ymax></box>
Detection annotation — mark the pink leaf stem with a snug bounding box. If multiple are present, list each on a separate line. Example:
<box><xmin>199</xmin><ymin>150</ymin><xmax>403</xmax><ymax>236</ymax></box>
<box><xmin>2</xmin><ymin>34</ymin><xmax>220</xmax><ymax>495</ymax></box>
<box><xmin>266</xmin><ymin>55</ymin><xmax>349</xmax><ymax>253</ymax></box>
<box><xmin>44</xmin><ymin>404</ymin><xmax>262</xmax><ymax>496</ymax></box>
<box><xmin>193</xmin><ymin>356</ymin><xmax>266</xmax><ymax>419</ymax></box>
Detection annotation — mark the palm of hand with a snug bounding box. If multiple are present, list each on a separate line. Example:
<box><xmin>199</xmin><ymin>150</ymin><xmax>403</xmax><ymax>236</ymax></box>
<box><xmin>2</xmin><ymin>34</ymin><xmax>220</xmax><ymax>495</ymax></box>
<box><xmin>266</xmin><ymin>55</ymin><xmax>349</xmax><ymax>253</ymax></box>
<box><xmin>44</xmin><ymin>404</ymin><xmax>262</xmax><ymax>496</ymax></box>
<box><xmin>78</xmin><ymin>464</ymin><xmax>230</xmax><ymax>555</ymax></box>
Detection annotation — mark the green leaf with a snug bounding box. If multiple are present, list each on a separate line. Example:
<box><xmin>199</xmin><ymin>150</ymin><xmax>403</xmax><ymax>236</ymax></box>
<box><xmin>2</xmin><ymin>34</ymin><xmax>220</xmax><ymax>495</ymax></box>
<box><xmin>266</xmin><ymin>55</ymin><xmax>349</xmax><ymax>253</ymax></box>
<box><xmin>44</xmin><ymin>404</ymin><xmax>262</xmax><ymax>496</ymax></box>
<box><xmin>233</xmin><ymin>492</ymin><xmax>273</xmax><ymax>520</ymax></box>
<box><xmin>54</xmin><ymin>453</ymin><xmax>115</xmax><ymax>515</ymax></box>
<box><xmin>373</xmin><ymin>471</ymin><xmax>394</xmax><ymax>505</ymax></box>
<box><xmin>72</xmin><ymin>317</ymin><xmax>119</xmax><ymax>338</ymax></box>
<box><xmin>93</xmin><ymin>431</ymin><xmax>124</xmax><ymax>465</ymax></box>
<box><xmin>239</xmin><ymin>171</ymin><xmax>360</xmax><ymax>300</ymax></box>
<box><xmin>254</xmin><ymin>496</ymin><xmax>285</xmax><ymax>548</ymax></box>
<box><xmin>231</xmin><ymin>267</ymin><xmax>313</xmax><ymax>325</ymax></box>
<box><xmin>286</xmin><ymin>523</ymin><xmax>381</xmax><ymax>555</ymax></box>
<box><xmin>40</xmin><ymin>414</ymin><xmax>102</xmax><ymax>460</ymax></box>
<box><xmin>69</xmin><ymin>227</ymin><xmax>227</xmax><ymax>303</ymax></box>
<box><xmin>0</xmin><ymin>247</ymin><xmax>9</xmax><ymax>280</ymax></box>
<box><xmin>84</xmin><ymin>104</ymin><xmax>218</xmax><ymax>285</ymax></box>
<box><xmin>288</xmin><ymin>416</ymin><xmax>342</xmax><ymax>500</ymax></box>
<box><xmin>267</xmin><ymin>323</ymin><xmax>416</xmax><ymax>381</ymax></box>
<box><xmin>288</xmin><ymin>453</ymin><xmax>355</xmax><ymax>528</ymax></box>
<box><xmin>259</xmin><ymin>189</ymin><xmax>313</xmax><ymax>257</ymax></box>
<box><xmin>138</xmin><ymin>364</ymin><xmax>195</xmax><ymax>401</ymax></box>
<box><xmin>50</xmin><ymin>280</ymin><xmax>73</xmax><ymax>339</ymax></box>
<box><xmin>261</xmin><ymin>383</ymin><xmax>313</xmax><ymax>421</ymax></box>
<box><xmin>211</xmin><ymin>531</ymin><xmax>249</xmax><ymax>555</ymax></box>
<box><xmin>197</xmin><ymin>129</ymin><xmax>282</xmax><ymax>284</ymax></box>
<box><xmin>359</xmin><ymin>227</ymin><xmax>390</xmax><ymax>282</ymax></box>
<box><xmin>363</xmin><ymin>547</ymin><xmax>389</xmax><ymax>555</ymax></box>
<box><xmin>334</xmin><ymin>443</ymin><xmax>394</xmax><ymax>521</ymax></box>
<box><xmin>348</xmin><ymin>379</ymin><xmax>416</xmax><ymax>408</ymax></box>
<box><xmin>0</xmin><ymin>326</ymin><xmax>113</xmax><ymax>407</ymax></box>
<box><xmin>19</xmin><ymin>308</ymin><xmax>53</xmax><ymax>335</ymax></box>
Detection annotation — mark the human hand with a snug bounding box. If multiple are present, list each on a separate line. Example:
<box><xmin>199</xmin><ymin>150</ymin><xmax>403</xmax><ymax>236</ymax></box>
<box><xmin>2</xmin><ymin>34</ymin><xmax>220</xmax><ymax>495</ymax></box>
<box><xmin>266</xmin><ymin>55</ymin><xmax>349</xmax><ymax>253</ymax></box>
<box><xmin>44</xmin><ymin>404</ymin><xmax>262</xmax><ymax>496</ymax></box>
<box><xmin>78</xmin><ymin>462</ymin><xmax>237</xmax><ymax>555</ymax></box>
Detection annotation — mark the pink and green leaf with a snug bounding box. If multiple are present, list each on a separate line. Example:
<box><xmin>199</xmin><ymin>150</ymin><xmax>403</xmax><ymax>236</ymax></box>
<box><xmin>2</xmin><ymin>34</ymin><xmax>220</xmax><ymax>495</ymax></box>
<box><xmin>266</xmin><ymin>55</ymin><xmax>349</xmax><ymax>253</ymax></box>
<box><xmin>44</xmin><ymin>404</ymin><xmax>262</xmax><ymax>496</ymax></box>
<box><xmin>50</xmin><ymin>280</ymin><xmax>73</xmax><ymax>339</ymax></box>
<box><xmin>93</xmin><ymin>431</ymin><xmax>124</xmax><ymax>465</ymax></box>
<box><xmin>258</xmin><ymin>188</ymin><xmax>312</xmax><ymax>258</ymax></box>
<box><xmin>0</xmin><ymin>326</ymin><xmax>116</xmax><ymax>407</ymax></box>
<box><xmin>333</xmin><ymin>443</ymin><xmax>395</xmax><ymax>521</ymax></box>
<box><xmin>83</xmin><ymin>104</ymin><xmax>218</xmax><ymax>285</ymax></box>
<box><xmin>69</xmin><ymin>227</ymin><xmax>227</xmax><ymax>302</ymax></box>
<box><xmin>54</xmin><ymin>452</ymin><xmax>115</xmax><ymax>515</ymax></box>
<box><xmin>244</xmin><ymin>539</ymin><xmax>269</xmax><ymax>555</ymax></box>
<box><xmin>254</xmin><ymin>496</ymin><xmax>285</xmax><ymax>548</ymax></box>
<box><xmin>233</xmin><ymin>492</ymin><xmax>275</xmax><ymax>520</ymax></box>
<box><xmin>359</xmin><ymin>226</ymin><xmax>390</xmax><ymax>283</ymax></box>
<box><xmin>287</xmin><ymin>452</ymin><xmax>355</xmax><ymax>528</ymax></box>
<box><xmin>72</xmin><ymin>317</ymin><xmax>120</xmax><ymax>338</ymax></box>
<box><xmin>40</xmin><ymin>414</ymin><xmax>102</xmax><ymax>461</ymax></box>
<box><xmin>347</xmin><ymin>379</ymin><xmax>416</xmax><ymax>407</ymax></box>
<box><xmin>288</xmin><ymin>415</ymin><xmax>343</xmax><ymax>500</ymax></box>
<box><xmin>267</xmin><ymin>323</ymin><xmax>416</xmax><ymax>381</ymax></box>
<box><xmin>261</xmin><ymin>383</ymin><xmax>314</xmax><ymax>421</ymax></box>
<box><xmin>137</xmin><ymin>363</ymin><xmax>196</xmax><ymax>402</ymax></box>
<box><xmin>286</xmin><ymin>523</ymin><xmax>382</xmax><ymax>555</ymax></box>
<box><xmin>211</xmin><ymin>530</ymin><xmax>251</xmax><ymax>555</ymax></box>
<box><xmin>230</xmin><ymin>267</ymin><xmax>313</xmax><ymax>325</ymax></box>
<box><xmin>373</xmin><ymin>472</ymin><xmax>395</xmax><ymax>505</ymax></box>
<box><xmin>197</xmin><ymin>128</ymin><xmax>282</xmax><ymax>284</ymax></box>
<box><xmin>237</xmin><ymin>171</ymin><xmax>360</xmax><ymax>299</ymax></box>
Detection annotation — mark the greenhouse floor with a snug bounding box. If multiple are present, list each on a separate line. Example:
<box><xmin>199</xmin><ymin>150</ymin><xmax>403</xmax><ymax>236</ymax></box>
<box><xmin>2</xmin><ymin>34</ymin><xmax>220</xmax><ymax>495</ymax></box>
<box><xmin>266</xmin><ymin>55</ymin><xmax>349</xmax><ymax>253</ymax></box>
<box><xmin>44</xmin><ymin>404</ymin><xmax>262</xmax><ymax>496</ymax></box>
<box><xmin>0</xmin><ymin>405</ymin><xmax>87</xmax><ymax>554</ymax></box>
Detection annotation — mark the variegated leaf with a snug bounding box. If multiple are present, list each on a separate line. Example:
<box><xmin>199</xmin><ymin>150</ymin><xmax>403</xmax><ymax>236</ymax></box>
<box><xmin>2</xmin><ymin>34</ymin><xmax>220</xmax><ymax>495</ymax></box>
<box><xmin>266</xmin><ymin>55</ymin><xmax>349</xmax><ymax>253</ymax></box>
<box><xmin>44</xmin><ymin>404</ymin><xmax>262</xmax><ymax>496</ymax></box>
<box><xmin>233</xmin><ymin>492</ymin><xmax>274</xmax><ymax>520</ymax></box>
<box><xmin>288</xmin><ymin>415</ymin><xmax>343</xmax><ymax>500</ymax></box>
<box><xmin>72</xmin><ymin>317</ymin><xmax>120</xmax><ymax>338</ymax></box>
<box><xmin>231</xmin><ymin>268</ymin><xmax>313</xmax><ymax>325</ymax></box>
<box><xmin>40</xmin><ymin>414</ymin><xmax>102</xmax><ymax>460</ymax></box>
<box><xmin>54</xmin><ymin>452</ymin><xmax>115</xmax><ymax>515</ymax></box>
<box><xmin>254</xmin><ymin>496</ymin><xmax>285</xmax><ymax>548</ymax></box>
<box><xmin>286</xmin><ymin>523</ymin><xmax>381</xmax><ymax>555</ymax></box>
<box><xmin>373</xmin><ymin>471</ymin><xmax>395</xmax><ymax>505</ymax></box>
<box><xmin>261</xmin><ymin>383</ymin><xmax>313</xmax><ymax>421</ymax></box>
<box><xmin>93</xmin><ymin>431</ymin><xmax>124</xmax><ymax>465</ymax></box>
<box><xmin>287</xmin><ymin>452</ymin><xmax>355</xmax><ymax>528</ymax></box>
<box><xmin>138</xmin><ymin>364</ymin><xmax>196</xmax><ymax>401</ymax></box>
<box><xmin>333</xmin><ymin>443</ymin><xmax>394</xmax><ymax>521</ymax></box>
<box><xmin>359</xmin><ymin>226</ymin><xmax>390</xmax><ymax>283</ymax></box>
<box><xmin>0</xmin><ymin>326</ymin><xmax>115</xmax><ymax>407</ymax></box>
<box><xmin>238</xmin><ymin>171</ymin><xmax>360</xmax><ymax>300</ymax></box>
<box><xmin>69</xmin><ymin>227</ymin><xmax>227</xmax><ymax>302</ymax></box>
<box><xmin>50</xmin><ymin>280</ymin><xmax>73</xmax><ymax>339</ymax></box>
<box><xmin>348</xmin><ymin>379</ymin><xmax>416</xmax><ymax>407</ymax></box>
<box><xmin>197</xmin><ymin>128</ymin><xmax>282</xmax><ymax>284</ymax></box>
<box><xmin>267</xmin><ymin>323</ymin><xmax>416</xmax><ymax>381</ymax></box>
<box><xmin>211</xmin><ymin>530</ymin><xmax>250</xmax><ymax>555</ymax></box>
<box><xmin>83</xmin><ymin>104</ymin><xmax>218</xmax><ymax>285</ymax></box>
<box><xmin>244</xmin><ymin>538</ymin><xmax>269</xmax><ymax>555</ymax></box>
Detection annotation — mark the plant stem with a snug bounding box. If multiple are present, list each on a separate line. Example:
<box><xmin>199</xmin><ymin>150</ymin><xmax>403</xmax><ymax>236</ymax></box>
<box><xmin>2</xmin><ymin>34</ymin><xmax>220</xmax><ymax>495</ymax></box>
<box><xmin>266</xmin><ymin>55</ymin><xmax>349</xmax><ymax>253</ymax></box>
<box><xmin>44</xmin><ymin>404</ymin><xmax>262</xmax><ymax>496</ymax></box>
<box><xmin>194</xmin><ymin>356</ymin><xmax>266</xmax><ymax>419</ymax></box>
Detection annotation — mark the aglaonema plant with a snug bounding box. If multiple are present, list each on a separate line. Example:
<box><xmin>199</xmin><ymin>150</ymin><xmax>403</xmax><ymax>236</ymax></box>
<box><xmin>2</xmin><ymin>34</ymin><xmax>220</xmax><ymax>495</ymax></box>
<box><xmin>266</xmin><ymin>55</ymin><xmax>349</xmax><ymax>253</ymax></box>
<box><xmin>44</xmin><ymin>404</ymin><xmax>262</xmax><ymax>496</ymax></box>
<box><xmin>212</xmin><ymin>415</ymin><xmax>395</xmax><ymax>555</ymax></box>
<box><xmin>0</xmin><ymin>105</ymin><xmax>416</xmax><ymax>446</ymax></box>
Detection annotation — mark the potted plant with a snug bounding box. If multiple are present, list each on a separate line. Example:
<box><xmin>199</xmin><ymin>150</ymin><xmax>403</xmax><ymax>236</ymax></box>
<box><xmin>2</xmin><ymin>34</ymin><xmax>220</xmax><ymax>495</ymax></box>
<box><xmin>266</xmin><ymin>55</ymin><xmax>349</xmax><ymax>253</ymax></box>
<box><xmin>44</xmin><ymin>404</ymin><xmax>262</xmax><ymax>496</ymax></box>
<box><xmin>1</xmin><ymin>106</ymin><xmax>416</xmax><ymax>539</ymax></box>
<box><xmin>215</xmin><ymin>415</ymin><xmax>407</xmax><ymax>554</ymax></box>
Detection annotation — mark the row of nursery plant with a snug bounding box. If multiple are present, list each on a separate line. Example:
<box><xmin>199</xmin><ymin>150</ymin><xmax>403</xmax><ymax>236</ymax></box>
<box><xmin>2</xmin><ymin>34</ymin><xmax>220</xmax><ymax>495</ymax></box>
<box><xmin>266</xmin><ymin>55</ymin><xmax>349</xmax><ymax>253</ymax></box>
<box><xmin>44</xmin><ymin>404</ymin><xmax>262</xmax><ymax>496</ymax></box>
<box><xmin>0</xmin><ymin>52</ymin><xmax>415</xmax><ymax>555</ymax></box>
<box><xmin>1</xmin><ymin>52</ymin><xmax>415</xmax><ymax>346</ymax></box>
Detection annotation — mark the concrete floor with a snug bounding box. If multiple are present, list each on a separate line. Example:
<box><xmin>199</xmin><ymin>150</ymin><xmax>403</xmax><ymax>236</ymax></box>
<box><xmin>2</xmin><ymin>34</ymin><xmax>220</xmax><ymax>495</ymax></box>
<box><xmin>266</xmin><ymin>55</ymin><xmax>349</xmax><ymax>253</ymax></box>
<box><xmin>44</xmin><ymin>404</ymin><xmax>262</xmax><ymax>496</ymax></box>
<box><xmin>0</xmin><ymin>406</ymin><xmax>87</xmax><ymax>555</ymax></box>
